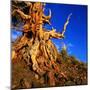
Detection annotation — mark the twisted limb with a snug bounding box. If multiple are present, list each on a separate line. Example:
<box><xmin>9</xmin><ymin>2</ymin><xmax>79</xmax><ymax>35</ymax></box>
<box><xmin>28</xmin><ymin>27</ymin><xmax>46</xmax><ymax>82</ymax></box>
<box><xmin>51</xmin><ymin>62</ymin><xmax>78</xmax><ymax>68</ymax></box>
<box><xmin>12</xmin><ymin>9</ymin><xmax>31</xmax><ymax>20</ymax></box>
<box><xmin>42</xmin><ymin>9</ymin><xmax>51</xmax><ymax>24</ymax></box>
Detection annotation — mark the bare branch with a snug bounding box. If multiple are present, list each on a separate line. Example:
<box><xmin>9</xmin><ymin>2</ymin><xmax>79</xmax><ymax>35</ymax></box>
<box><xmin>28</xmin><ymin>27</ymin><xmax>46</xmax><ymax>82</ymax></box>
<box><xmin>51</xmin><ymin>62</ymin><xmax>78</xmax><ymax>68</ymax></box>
<box><xmin>49</xmin><ymin>28</ymin><xmax>64</xmax><ymax>39</ymax></box>
<box><xmin>62</xmin><ymin>13</ymin><xmax>72</xmax><ymax>35</ymax></box>
<box><xmin>42</xmin><ymin>9</ymin><xmax>51</xmax><ymax>19</ymax></box>
<box><xmin>24</xmin><ymin>1</ymin><xmax>32</xmax><ymax>6</ymax></box>
<box><xmin>12</xmin><ymin>9</ymin><xmax>31</xmax><ymax>20</ymax></box>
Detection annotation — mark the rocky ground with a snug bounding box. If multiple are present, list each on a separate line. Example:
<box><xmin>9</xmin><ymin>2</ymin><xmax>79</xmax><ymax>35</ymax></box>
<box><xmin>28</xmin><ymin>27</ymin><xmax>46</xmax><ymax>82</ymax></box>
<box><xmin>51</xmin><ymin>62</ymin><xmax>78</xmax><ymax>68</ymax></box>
<box><xmin>12</xmin><ymin>42</ymin><xmax>87</xmax><ymax>89</ymax></box>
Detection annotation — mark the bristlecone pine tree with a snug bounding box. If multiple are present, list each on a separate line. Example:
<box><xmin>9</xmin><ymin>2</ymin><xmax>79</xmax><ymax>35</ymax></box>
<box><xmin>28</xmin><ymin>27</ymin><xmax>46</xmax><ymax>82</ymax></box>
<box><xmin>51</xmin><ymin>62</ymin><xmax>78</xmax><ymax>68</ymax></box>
<box><xmin>11</xmin><ymin>1</ymin><xmax>87</xmax><ymax>89</ymax></box>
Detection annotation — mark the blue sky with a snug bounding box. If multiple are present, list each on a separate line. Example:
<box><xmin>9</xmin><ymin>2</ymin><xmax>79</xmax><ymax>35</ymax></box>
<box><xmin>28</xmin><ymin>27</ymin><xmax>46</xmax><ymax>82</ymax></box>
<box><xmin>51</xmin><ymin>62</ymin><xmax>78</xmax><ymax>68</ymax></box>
<box><xmin>12</xmin><ymin>3</ymin><xmax>87</xmax><ymax>62</ymax></box>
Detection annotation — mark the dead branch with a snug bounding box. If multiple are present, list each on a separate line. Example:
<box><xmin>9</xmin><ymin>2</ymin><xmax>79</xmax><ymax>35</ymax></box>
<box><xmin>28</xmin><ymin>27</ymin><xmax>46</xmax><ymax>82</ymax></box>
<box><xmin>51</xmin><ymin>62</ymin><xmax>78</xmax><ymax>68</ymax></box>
<box><xmin>61</xmin><ymin>13</ymin><xmax>72</xmax><ymax>35</ymax></box>
<box><xmin>12</xmin><ymin>9</ymin><xmax>31</xmax><ymax>20</ymax></box>
<box><xmin>49</xmin><ymin>29</ymin><xmax>64</xmax><ymax>39</ymax></box>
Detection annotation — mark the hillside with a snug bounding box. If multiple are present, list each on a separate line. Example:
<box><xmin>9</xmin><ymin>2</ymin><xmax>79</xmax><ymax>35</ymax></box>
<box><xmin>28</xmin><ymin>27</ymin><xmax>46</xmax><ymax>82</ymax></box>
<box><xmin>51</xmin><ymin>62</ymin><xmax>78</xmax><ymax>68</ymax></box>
<box><xmin>12</xmin><ymin>41</ymin><xmax>87</xmax><ymax>89</ymax></box>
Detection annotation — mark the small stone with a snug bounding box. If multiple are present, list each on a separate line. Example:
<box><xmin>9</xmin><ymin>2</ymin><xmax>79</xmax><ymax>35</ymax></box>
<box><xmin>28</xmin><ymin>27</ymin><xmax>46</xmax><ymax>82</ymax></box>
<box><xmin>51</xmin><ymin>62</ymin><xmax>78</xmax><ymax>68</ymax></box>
<box><xmin>20</xmin><ymin>78</ymin><xmax>32</xmax><ymax>88</ymax></box>
<box><xmin>40</xmin><ymin>77</ymin><xmax>44</xmax><ymax>84</ymax></box>
<box><xmin>35</xmin><ymin>74</ymin><xmax>39</xmax><ymax>80</ymax></box>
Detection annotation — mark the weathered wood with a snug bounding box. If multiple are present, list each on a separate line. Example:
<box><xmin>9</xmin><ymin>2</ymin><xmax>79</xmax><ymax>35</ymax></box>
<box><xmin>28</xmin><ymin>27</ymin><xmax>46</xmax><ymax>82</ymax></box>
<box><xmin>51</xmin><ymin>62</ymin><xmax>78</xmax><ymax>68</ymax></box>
<box><xmin>12</xmin><ymin>1</ymin><xmax>72</xmax><ymax>88</ymax></box>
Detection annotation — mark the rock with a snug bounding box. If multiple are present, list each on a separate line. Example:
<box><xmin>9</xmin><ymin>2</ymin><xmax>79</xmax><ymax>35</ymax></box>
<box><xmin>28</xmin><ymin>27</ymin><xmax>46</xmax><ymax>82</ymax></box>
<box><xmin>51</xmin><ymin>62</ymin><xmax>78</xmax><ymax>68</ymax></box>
<box><xmin>40</xmin><ymin>77</ymin><xmax>45</xmax><ymax>84</ymax></box>
<box><xmin>35</xmin><ymin>74</ymin><xmax>39</xmax><ymax>80</ymax></box>
<box><xmin>20</xmin><ymin>78</ymin><xmax>32</xmax><ymax>88</ymax></box>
